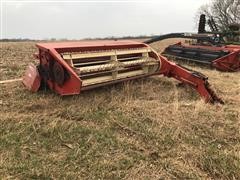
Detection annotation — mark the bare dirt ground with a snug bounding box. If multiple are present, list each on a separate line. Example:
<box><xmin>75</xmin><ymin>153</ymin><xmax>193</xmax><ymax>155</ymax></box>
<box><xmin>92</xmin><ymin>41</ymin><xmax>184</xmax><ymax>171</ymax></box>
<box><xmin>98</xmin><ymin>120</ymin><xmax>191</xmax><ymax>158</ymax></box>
<box><xmin>0</xmin><ymin>39</ymin><xmax>240</xmax><ymax>179</ymax></box>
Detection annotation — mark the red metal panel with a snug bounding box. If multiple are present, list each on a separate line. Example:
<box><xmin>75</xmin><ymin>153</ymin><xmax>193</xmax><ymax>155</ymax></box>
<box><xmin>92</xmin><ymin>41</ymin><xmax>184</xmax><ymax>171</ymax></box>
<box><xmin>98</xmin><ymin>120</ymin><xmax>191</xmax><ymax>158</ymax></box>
<box><xmin>48</xmin><ymin>49</ymin><xmax>81</xmax><ymax>95</ymax></box>
<box><xmin>22</xmin><ymin>64</ymin><xmax>41</xmax><ymax>92</ymax></box>
<box><xmin>213</xmin><ymin>51</ymin><xmax>240</xmax><ymax>72</ymax></box>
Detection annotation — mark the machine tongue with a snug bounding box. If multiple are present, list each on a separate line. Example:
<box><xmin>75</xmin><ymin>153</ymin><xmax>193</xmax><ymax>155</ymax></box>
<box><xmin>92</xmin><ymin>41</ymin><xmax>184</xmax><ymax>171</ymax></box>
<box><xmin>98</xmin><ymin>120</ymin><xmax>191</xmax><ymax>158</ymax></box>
<box><xmin>205</xmin><ymin>82</ymin><xmax>224</xmax><ymax>104</ymax></box>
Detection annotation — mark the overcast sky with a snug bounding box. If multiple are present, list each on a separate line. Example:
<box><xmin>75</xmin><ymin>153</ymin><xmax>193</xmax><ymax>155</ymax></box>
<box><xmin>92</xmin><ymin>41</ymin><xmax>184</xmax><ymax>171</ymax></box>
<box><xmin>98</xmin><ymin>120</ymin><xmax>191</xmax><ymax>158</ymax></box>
<box><xmin>1</xmin><ymin>0</ymin><xmax>210</xmax><ymax>39</ymax></box>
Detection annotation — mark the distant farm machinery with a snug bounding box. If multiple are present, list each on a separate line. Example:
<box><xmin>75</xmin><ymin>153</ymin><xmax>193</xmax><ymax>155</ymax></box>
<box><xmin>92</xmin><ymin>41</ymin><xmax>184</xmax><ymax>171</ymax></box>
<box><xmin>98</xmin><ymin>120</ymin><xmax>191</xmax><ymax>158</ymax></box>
<box><xmin>162</xmin><ymin>43</ymin><xmax>240</xmax><ymax>72</ymax></box>
<box><xmin>23</xmin><ymin>40</ymin><xmax>223</xmax><ymax>104</ymax></box>
<box><xmin>145</xmin><ymin>14</ymin><xmax>240</xmax><ymax>72</ymax></box>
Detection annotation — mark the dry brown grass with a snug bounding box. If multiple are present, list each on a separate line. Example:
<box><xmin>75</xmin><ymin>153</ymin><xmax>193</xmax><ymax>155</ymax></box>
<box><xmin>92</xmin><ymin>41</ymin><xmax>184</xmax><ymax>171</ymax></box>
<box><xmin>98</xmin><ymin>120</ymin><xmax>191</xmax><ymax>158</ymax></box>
<box><xmin>0</xmin><ymin>40</ymin><xmax>240</xmax><ymax>179</ymax></box>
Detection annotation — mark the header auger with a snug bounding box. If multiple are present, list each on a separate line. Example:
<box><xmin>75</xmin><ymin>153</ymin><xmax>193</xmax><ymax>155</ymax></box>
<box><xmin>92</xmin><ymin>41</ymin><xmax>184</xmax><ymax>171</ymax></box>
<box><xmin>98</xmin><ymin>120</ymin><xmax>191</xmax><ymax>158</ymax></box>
<box><xmin>23</xmin><ymin>40</ymin><xmax>223</xmax><ymax>104</ymax></box>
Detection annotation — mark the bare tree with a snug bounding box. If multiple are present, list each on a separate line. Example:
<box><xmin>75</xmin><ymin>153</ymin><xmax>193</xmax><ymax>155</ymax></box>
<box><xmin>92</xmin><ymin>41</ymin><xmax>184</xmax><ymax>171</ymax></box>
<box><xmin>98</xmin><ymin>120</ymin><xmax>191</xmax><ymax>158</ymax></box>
<box><xmin>198</xmin><ymin>0</ymin><xmax>240</xmax><ymax>31</ymax></box>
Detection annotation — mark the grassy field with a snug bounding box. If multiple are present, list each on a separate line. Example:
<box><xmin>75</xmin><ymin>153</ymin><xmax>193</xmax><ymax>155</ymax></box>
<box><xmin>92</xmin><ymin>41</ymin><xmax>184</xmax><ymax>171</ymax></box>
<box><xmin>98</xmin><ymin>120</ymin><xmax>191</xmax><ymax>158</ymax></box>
<box><xmin>0</xmin><ymin>40</ymin><xmax>240</xmax><ymax>179</ymax></box>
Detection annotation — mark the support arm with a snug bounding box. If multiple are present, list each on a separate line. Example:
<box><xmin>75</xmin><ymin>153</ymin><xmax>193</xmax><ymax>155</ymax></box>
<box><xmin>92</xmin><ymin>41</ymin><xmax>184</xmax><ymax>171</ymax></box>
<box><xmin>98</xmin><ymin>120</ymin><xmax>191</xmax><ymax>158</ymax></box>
<box><xmin>158</xmin><ymin>55</ymin><xmax>224</xmax><ymax>104</ymax></box>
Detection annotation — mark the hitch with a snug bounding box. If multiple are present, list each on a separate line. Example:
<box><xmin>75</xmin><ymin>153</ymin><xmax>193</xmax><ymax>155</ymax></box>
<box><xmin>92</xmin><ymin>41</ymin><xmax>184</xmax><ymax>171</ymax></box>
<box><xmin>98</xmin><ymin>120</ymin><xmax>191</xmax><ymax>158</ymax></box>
<box><xmin>158</xmin><ymin>55</ymin><xmax>224</xmax><ymax>104</ymax></box>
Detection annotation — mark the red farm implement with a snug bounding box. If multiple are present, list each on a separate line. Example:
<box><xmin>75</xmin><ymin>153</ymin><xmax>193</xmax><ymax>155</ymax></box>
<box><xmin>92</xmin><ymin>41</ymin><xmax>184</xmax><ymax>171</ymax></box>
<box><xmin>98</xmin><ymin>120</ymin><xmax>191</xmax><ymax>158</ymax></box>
<box><xmin>23</xmin><ymin>40</ymin><xmax>223</xmax><ymax>104</ymax></box>
<box><xmin>162</xmin><ymin>43</ymin><xmax>240</xmax><ymax>72</ymax></box>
